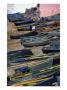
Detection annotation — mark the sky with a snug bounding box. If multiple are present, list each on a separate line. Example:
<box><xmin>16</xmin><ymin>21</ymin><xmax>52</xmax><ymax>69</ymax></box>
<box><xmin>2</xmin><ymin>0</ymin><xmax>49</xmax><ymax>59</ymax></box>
<box><xmin>7</xmin><ymin>4</ymin><xmax>37</xmax><ymax>14</ymax></box>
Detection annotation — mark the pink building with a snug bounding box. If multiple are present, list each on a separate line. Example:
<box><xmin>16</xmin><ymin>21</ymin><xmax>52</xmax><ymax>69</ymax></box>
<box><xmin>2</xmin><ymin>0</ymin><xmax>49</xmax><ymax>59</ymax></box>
<box><xmin>37</xmin><ymin>4</ymin><xmax>60</xmax><ymax>17</ymax></box>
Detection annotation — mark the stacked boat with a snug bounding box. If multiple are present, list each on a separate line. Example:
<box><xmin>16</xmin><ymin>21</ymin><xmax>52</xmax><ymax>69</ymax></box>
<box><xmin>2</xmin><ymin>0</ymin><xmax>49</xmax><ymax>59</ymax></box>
<box><xmin>7</xmin><ymin>53</ymin><xmax>60</xmax><ymax>86</ymax></box>
<box><xmin>21</xmin><ymin>30</ymin><xmax>60</xmax><ymax>47</ymax></box>
<box><xmin>7</xmin><ymin>13</ymin><xmax>60</xmax><ymax>86</ymax></box>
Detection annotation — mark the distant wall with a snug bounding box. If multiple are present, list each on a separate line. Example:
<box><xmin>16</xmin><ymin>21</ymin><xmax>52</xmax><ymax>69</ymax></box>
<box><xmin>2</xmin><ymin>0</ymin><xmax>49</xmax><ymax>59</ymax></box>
<box><xmin>39</xmin><ymin>4</ymin><xmax>60</xmax><ymax>17</ymax></box>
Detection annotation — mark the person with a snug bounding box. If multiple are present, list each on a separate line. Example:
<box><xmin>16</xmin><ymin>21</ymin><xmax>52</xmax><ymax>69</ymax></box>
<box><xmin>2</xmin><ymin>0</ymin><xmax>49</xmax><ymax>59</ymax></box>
<box><xmin>30</xmin><ymin>25</ymin><xmax>36</xmax><ymax>32</ymax></box>
<box><xmin>30</xmin><ymin>25</ymin><xmax>32</xmax><ymax>31</ymax></box>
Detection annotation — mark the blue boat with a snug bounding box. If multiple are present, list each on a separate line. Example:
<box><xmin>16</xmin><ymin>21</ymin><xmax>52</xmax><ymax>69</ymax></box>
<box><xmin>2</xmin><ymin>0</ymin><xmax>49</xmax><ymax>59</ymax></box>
<box><xmin>10</xmin><ymin>31</ymin><xmax>38</xmax><ymax>39</ymax></box>
<box><xmin>14</xmin><ymin>18</ymin><xmax>35</xmax><ymax>26</ymax></box>
<box><xmin>7</xmin><ymin>65</ymin><xmax>60</xmax><ymax>86</ymax></box>
<box><xmin>21</xmin><ymin>30</ymin><xmax>60</xmax><ymax>47</ymax></box>
<box><xmin>42</xmin><ymin>39</ymin><xmax>60</xmax><ymax>53</ymax></box>
<box><xmin>7</xmin><ymin>13</ymin><xmax>24</xmax><ymax>22</ymax></box>
<box><xmin>21</xmin><ymin>33</ymin><xmax>49</xmax><ymax>47</ymax></box>
<box><xmin>7</xmin><ymin>49</ymin><xmax>33</xmax><ymax>59</ymax></box>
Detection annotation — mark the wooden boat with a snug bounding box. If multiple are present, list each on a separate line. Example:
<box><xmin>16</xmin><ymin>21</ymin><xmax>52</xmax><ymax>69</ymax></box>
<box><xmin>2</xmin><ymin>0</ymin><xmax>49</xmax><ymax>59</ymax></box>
<box><xmin>14</xmin><ymin>19</ymin><xmax>35</xmax><ymax>26</ymax></box>
<box><xmin>7</xmin><ymin>13</ymin><xmax>24</xmax><ymax>22</ymax></box>
<box><xmin>7</xmin><ymin>65</ymin><xmax>60</xmax><ymax>86</ymax></box>
<box><xmin>21</xmin><ymin>30</ymin><xmax>60</xmax><ymax>47</ymax></box>
<box><xmin>42</xmin><ymin>39</ymin><xmax>60</xmax><ymax>53</ymax></box>
<box><xmin>7</xmin><ymin>49</ymin><xmax>33</xmax><ymax>60</ymax></box>
<box><xmin>7</xmin><ymin>54</ymin><xmax>60</xmax><ymax>80</ymax></box>
<box><xmin>21</xmin><ymin>33</ymin><xmax>49</xmax><ymax>47</ymax></box>
<box><xmin>16</xmin><ymin>21</ymin><xmax>60</xmax><ymax>31</ymax></box>
<box><xmin>10</xmin><ymin>31</ymin><xmax>38</xmax><ymax>39</ymax></box>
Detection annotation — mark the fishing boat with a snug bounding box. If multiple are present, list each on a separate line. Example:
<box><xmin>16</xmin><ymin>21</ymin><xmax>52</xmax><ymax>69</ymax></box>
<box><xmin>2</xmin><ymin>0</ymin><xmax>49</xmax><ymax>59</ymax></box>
<box><xmin>42</xmin><ymin>39</ymin><xmax>60</xmax><ymax>53</ymax></box>
<box><xmin>7</xmin><ymin>13</ymin><xmax>24</xmax><ymax>22</ymax></box>
<box><xmin>7</xmin><ymin>65</ymin><xmax>60</xmax><ymax>86</ymax></box>
<box><xmin>10</xmin><ymin>31</ymin><xmax>38</xmax><ymax>39</ymax></box>
<box><xmin>7</xmin><ymin>49</ymin><xmax>33</xmax><ymax>60</ymax></box>
<box><xmin>21</xmin><ymin>33</ymin><xmax>49</xmax><ymax>47</ymax></box>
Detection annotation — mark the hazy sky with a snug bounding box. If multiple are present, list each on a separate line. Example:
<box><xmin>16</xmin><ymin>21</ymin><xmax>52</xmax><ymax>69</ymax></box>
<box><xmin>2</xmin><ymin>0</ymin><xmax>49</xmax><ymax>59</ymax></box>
<box><xmin>7</xmin><ymin>4</ymin><xmax>37</xmax><ymax>14</ymax></box>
